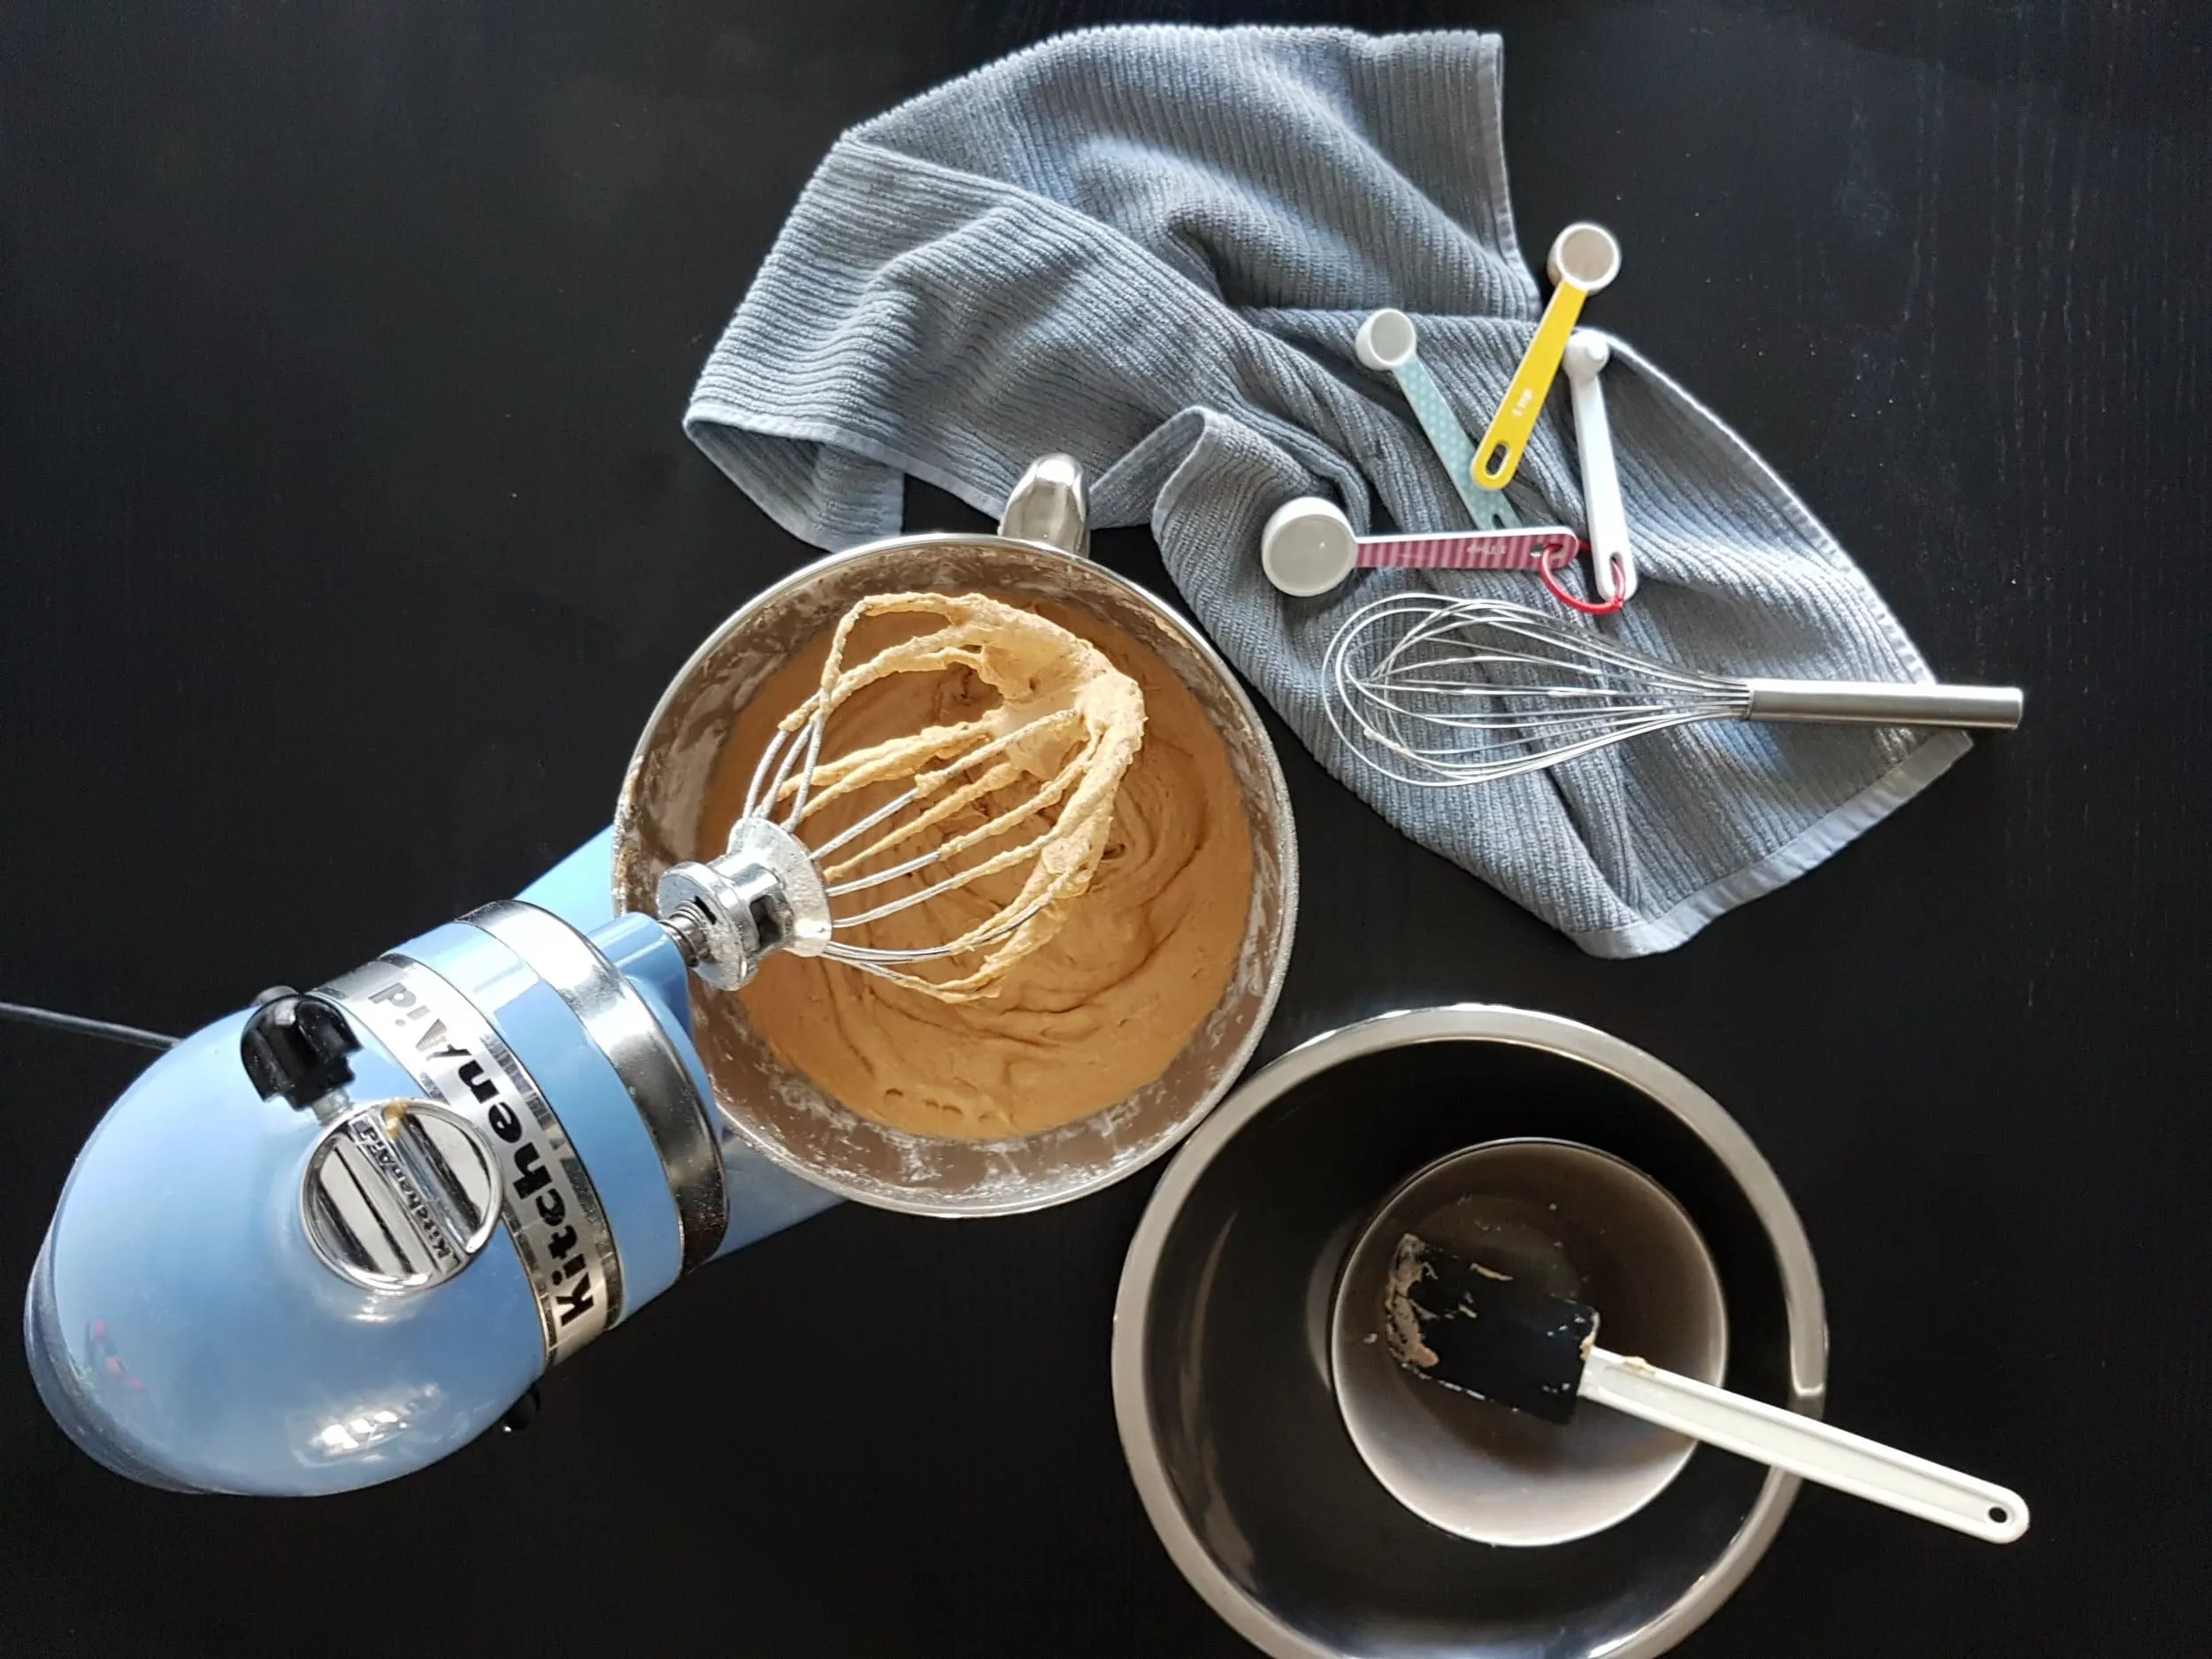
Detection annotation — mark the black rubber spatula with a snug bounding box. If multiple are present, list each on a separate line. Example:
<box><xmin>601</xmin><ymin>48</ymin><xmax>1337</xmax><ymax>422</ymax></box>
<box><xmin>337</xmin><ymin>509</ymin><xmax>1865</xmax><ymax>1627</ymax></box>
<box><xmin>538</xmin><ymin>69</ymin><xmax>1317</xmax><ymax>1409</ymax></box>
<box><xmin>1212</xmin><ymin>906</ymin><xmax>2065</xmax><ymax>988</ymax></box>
<box><xmin>1385</xmin><ymin>1235</ymin><xmax>2030</xmax><ymax>1542</ymax></box>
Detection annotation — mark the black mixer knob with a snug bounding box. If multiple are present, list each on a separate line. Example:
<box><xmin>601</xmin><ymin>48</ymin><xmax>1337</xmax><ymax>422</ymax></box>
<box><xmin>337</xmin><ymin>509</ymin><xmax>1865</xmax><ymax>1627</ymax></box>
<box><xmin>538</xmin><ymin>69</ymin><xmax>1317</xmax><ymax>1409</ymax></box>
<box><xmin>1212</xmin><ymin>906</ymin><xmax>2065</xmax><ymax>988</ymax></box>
<box><xmin>241</xmin><ymin>987</ymin><xmax>359</xmax><ymax>1109</ymax></box>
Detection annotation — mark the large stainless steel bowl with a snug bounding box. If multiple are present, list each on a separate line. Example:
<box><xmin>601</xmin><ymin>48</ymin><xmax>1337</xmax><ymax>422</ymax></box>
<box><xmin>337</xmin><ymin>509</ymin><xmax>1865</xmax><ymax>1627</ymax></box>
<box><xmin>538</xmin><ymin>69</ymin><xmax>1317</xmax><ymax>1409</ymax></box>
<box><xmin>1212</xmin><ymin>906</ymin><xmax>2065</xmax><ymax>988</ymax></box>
<box><xmin>612</xmin><ymin>457</ymin><xmax>1298</xmax><ymax>1215</ymax></box>
<box><xmin>1112</xmin><ymin>1005</ymin><xmax>1826</xmax><ymax>1659</ymax></box>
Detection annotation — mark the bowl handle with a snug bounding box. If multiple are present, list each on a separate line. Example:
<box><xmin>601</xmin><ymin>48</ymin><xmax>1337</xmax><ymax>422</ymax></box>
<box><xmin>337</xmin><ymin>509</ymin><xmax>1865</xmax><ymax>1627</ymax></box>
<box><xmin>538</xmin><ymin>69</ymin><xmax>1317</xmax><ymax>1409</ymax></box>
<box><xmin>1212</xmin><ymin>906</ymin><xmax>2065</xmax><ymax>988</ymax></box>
<box><xmin>998</xmin><ymin>454</ymin><xmax>1091</xmax><ymax>561</ymax></box>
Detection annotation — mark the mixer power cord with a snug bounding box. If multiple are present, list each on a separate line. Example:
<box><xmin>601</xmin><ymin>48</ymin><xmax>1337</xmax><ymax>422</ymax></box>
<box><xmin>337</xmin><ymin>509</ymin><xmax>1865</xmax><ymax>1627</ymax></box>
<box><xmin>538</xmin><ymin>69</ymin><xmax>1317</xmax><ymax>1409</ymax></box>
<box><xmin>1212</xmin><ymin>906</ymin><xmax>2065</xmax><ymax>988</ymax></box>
<box><xmin>0</xmin><ymin>1000</ymin><xmax>179</xmax><ymax>1052</ymax></box>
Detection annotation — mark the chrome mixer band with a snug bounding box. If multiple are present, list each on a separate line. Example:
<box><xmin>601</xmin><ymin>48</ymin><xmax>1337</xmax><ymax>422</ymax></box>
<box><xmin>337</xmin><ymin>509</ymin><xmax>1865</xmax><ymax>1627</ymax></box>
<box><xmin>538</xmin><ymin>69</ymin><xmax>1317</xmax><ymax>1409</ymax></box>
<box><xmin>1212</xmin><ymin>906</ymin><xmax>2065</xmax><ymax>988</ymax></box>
<box><xmin>325</xmin><ymin>956</ymin><xmax>626</xmax><ymax>1363</ymax></box>
<box><xmin>463</xmin><ymin>901</ymin><xmax>728</xmax><ymax>1271</ymax></box>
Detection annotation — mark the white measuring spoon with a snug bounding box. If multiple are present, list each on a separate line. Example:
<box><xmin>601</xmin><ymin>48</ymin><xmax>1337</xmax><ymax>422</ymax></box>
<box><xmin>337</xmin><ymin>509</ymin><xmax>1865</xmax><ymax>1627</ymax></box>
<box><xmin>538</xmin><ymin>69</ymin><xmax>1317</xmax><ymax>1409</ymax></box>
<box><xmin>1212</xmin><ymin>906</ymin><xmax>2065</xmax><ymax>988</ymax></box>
<box><xmin>1472</xmin><ymin>222</ymin><xmax>1623</xmax><ymax>492</ymax></box>
<box><xmin>1563</xmin><ymin>328</ymin><xmax>1637</xmax><ymax>603</ymax></box>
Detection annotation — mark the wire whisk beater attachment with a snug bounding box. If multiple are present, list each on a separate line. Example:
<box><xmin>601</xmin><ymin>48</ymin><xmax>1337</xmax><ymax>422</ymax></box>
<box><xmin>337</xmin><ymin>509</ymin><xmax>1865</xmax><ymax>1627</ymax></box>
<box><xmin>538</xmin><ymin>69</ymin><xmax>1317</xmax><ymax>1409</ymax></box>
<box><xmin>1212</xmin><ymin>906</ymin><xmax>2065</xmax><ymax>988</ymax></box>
<box><xmin>657</xmin><ymin>591</ymin><xmax>1145</xmax><ymax>1000</ymax></box>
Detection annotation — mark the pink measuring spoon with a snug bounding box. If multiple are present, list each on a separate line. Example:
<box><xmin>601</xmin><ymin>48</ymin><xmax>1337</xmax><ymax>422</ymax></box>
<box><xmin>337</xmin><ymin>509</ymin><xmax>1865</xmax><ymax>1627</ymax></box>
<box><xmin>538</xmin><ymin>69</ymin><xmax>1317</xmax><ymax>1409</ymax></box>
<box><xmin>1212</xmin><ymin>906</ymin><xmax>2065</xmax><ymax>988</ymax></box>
<box><xmin>1259</xmin><ymin>496</ymin><xmax>1580</xmax><ymax>599</ymax></box>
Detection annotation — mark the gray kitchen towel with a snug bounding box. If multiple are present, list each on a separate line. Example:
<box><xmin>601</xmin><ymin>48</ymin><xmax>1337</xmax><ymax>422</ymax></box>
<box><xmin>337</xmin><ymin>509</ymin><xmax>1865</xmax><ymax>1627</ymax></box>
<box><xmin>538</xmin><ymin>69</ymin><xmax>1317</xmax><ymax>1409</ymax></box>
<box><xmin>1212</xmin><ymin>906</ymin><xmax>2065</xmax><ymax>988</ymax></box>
<box><xmin>686</xmin><ymin>25</ymin><xmax>1973</xmax><ymax>956</ymax></box>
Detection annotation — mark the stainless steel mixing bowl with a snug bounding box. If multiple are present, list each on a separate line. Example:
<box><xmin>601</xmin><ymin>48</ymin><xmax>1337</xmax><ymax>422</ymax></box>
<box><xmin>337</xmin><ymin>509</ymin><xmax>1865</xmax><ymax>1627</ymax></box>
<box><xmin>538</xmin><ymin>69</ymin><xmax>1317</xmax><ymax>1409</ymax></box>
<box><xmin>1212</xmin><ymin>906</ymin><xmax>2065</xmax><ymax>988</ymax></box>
<box><xmin>1112</xmin><ymin>1005</ymin><xmax>1826</xmax><ymax>1659</ymax></box>
<box><xmin>612</xmin><ymin>457</ymin><xmax>1298</xmax><ymax>1214</ymax></box>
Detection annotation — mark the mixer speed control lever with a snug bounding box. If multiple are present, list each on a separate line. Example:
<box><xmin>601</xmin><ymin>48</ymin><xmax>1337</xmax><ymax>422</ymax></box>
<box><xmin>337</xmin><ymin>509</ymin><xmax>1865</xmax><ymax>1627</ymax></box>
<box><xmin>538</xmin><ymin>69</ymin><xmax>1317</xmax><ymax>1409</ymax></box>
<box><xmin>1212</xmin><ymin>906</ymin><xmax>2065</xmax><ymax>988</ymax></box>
<box><xmin>242</xmin><ymin>987</ymin><xmax>360</xmax><ymax>1117</ymax></box>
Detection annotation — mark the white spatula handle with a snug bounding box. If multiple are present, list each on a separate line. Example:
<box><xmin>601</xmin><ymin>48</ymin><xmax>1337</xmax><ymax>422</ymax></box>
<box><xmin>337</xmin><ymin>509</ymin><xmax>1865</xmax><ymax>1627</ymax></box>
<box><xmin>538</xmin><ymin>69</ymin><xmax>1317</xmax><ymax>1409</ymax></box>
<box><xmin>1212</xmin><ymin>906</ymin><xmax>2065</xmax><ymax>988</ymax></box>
<box><xmin>1580</xmin><ymin>1347</ymin><xmax>2029</xmax><ymax>1543</ymax></box>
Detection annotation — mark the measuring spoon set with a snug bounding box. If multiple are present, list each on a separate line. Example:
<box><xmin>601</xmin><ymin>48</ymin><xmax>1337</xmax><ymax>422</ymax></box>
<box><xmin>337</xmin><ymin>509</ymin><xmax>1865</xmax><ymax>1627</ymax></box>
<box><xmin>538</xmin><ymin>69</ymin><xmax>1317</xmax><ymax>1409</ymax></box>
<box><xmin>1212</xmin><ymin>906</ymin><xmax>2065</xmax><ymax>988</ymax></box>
<box><xmin>1263</xmin><ymin>222</ymin><xmax>1635</xmax><ymax>609</ymax></box>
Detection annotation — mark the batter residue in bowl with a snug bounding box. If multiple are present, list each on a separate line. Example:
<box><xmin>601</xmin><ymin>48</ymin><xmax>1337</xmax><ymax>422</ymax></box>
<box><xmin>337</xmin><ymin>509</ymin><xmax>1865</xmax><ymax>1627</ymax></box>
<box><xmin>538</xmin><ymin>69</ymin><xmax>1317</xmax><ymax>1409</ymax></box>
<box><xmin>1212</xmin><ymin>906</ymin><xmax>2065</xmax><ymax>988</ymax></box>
<box><xmin>701</xmin><ymin>596</ymin><xmax>1254</xmax><ymax>1140</ymax></box>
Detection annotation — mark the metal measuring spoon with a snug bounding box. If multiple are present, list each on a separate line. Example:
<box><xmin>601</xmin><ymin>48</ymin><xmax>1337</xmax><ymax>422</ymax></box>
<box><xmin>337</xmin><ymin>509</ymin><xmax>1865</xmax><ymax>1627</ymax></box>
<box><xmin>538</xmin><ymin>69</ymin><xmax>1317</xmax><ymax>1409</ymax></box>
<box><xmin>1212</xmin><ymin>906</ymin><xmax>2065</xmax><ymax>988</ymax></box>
<box><xmin>1472</xmin><ymin>222</ymin><xmax>1623</xmax><ymax>492</ymax></box>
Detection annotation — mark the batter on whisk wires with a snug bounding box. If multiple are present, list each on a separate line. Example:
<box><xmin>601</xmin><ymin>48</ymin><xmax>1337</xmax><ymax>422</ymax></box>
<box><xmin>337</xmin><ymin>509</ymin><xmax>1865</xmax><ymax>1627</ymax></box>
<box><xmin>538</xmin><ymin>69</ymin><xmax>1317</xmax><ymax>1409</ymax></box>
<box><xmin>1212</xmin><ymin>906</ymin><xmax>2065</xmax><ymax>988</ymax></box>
<box><xmin>731</xmin><ymin>590</ymin><xmax>1148</xmax><ymax>999</ymax></box>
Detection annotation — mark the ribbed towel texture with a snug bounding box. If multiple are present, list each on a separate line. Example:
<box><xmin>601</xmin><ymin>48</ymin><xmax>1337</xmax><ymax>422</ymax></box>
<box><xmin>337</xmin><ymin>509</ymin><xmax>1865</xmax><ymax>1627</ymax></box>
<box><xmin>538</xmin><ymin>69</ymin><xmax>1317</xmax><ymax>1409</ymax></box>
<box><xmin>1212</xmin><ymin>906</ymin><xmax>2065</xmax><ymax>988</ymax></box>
<box><xmin>686</xmin><ymin>25</ymin><xmax>1970</xmax><ymax>956</ymax></box>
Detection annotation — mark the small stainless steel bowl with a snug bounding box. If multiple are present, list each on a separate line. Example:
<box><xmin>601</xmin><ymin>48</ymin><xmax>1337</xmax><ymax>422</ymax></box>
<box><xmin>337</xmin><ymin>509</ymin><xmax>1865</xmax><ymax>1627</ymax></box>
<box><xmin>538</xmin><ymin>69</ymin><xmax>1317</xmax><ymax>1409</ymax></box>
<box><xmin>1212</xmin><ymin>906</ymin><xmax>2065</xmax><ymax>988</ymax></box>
<box><xmin>613</xmin><ymin>458</ymin><xmax>1298</xmax><ymax>1215</ymax></box>
<box><xmin>1112</xmin><ymin>1005</ymin><xmax>1826</xmax><ymax>1659</ymax></box>
<box><xmin>1330</xmin><ymin>1139</ymin><xmax>1728</xmax><ymax>1548</ymax></box>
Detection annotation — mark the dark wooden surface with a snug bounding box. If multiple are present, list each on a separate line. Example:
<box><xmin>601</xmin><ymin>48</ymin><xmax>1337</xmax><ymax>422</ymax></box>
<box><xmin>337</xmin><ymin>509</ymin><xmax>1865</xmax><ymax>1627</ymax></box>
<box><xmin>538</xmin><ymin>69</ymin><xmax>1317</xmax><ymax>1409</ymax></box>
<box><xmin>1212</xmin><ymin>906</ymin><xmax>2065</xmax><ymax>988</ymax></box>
<box><xmin>3</xmin><ymin>3</ymin><xmax>2205</xmax><ymax>1653</ymax></box>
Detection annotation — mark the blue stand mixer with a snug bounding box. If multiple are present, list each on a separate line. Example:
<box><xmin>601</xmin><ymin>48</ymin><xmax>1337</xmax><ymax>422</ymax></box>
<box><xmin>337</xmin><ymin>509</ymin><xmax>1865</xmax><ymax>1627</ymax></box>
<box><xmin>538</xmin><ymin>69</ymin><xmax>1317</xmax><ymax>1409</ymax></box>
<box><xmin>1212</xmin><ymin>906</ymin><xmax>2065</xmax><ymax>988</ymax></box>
<box><xmin>26</xmin><ymin>832</ymin><xmax>835</xmax><ymax>1495</ymax></box>
<box><xmin>24</xmin><ymin>458</ymin><xmax>1299</xmax><ymax>1497</ymax></box>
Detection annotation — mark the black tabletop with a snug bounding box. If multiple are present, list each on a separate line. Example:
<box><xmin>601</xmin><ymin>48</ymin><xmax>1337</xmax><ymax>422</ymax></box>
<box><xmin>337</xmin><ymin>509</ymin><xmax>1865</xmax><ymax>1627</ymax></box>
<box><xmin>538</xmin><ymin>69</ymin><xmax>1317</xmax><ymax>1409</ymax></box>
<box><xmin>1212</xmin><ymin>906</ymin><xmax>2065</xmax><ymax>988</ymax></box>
<box><xmin>4</xmin><ymin>3</ymin><xmax>2205</xmax><ymax>1654</ymax></box>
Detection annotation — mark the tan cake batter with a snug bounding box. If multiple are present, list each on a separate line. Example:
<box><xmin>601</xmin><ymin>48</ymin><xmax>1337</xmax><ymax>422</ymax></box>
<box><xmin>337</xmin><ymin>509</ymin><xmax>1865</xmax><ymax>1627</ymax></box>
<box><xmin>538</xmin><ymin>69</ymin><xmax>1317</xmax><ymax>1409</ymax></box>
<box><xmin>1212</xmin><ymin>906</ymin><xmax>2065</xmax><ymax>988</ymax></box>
<box><xmin>701</xmin><ymin>595</ymin><xmax>1253</xmax><ymax>1140</ymax></box>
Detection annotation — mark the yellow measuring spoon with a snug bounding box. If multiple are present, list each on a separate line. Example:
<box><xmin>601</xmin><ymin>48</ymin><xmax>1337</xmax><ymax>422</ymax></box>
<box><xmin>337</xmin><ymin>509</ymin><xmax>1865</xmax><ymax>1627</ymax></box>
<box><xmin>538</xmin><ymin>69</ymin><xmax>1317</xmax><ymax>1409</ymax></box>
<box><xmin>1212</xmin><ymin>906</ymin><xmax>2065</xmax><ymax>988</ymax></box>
<box><xmin>1471</xmin><ymin>222</ymin><xmax>1622</xmax><ymax>492</ymax></box>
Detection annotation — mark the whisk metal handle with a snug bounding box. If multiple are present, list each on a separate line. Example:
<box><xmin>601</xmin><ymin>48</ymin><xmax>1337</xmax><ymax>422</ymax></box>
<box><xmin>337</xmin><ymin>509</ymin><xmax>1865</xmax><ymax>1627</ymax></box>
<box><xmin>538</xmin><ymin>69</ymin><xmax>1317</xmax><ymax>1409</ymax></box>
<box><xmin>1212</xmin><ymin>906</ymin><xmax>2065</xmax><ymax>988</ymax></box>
<box><xmin>1740</xmin><ymin>680</ymin><xmax>2024</xmax><ymax>730</ymax></box>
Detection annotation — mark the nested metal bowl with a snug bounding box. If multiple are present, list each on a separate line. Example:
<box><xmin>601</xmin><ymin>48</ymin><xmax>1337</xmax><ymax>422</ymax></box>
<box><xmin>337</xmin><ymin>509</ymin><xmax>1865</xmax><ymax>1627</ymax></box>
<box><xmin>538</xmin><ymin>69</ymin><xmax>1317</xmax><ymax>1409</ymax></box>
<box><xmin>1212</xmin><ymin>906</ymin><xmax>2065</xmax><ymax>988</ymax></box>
<box><xmin>612</xmin><ymin>461</ymin><xmax>1297</xmax><ymax>1215</ymax></box>
<box><xmin>1112</xmin><ymin>1005</ymin><xmax>1826</xmax><ymax>1659</ymax></box>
